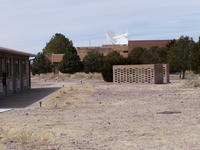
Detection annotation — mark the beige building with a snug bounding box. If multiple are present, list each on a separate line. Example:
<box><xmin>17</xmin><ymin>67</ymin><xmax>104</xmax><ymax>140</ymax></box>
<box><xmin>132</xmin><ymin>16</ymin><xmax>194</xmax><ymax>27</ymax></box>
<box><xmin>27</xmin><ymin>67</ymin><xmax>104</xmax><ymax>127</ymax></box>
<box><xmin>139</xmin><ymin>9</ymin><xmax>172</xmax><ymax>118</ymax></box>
<box><xmin>45</xmin><ymin>53</ymin><xmax>64</xmax><ymax>73</ymax></box>
<box><xmin>45</xmin><ymin>40</ymin><xmax>172</xmax><ymax>73</ymax></box>
<box><xmin>77</xmin><ymin>40</ymin><xmax>171</xmax><ymax>60</ymax></box>
<box><xmin>77</xmin><ymin>44</ymin><xmax>128</xmax><ymax>60</ymax></box>
<box><xmin>0</xmin><ymin>47</ymin><xmax>35</xmax><ymax>96</ymax></box>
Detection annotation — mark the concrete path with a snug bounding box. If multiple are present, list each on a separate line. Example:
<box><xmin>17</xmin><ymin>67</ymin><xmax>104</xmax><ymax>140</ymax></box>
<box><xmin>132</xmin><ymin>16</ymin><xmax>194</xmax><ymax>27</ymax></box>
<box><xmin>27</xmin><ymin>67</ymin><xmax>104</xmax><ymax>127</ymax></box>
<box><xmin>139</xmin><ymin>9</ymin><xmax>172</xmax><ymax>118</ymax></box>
<box><xmin>0</xmin><ymin>80</ymin><xmax>80</xmax><ymax>109</ymax></box>
<box><xmin>0</xmin><ymin>109</ymin><xmax>11</xmax><ymax>113</ymax></box>
<box><xmin>0</xmin><ymin>87</ymin><xmax>60</xmax><ymax>108</ymax></box>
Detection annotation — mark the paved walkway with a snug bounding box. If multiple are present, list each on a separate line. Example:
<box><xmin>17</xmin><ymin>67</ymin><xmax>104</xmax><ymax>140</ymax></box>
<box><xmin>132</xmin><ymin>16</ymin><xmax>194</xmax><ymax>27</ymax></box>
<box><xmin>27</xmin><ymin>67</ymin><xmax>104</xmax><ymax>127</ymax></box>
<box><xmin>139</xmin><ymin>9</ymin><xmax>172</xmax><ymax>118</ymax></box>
<box><xmin>0</xmin><ymin>87</ymin><xmax>59</xmax><ymax>108</ymax></box>
<box><xmin>0</xmin><ymin>80</ymin><xmax>80</xmax><ymax>110</ymax></box>
<box><xmin>0</xmin><ymin>109</ymin><xmax>11</xmax><ymax>113</ymax></box>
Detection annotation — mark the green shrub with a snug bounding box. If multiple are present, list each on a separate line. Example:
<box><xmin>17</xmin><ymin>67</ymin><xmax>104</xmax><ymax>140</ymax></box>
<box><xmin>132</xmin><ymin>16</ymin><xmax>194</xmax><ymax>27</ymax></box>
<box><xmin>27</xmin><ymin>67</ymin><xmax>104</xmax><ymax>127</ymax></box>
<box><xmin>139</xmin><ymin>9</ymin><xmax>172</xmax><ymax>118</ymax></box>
<box><xmin>83</xmin><ymin>51</ymin><xmax>104</xmax><ymax>73</ymax></box>
<box><xmin>141</xmin><ymin>46</ymin><xmax>168</xmax><ymax>64</ymax></box>
<box><xmin>128</xmin><ymin>47</ymin><xmax>146</xmax><ymax>64</ymax></box>
<box><xmin>101</xmin><ymin>51</ymin><xmax>126</xmax><ymax>82</ymax></box>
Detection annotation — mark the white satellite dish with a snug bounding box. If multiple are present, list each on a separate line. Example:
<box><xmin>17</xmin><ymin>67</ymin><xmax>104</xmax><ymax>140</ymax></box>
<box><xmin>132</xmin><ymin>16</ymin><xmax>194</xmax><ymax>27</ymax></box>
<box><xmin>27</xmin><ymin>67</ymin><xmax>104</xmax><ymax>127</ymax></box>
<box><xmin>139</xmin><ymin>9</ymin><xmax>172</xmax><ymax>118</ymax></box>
<box><xmin>106</xmin><ymin>32</ymin><xmax>128</xmax><ymax>45</ymax></box>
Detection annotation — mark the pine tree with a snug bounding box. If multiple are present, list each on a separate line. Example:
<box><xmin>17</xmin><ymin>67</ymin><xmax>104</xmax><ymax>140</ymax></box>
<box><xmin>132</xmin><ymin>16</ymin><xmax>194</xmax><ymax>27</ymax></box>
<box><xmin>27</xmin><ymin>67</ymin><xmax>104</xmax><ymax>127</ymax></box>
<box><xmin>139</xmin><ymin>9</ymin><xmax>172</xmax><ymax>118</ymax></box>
<box><xmin>43</xmin><ymin>33</ymin><xmax>71</xmax><ymax>54</ymax></box>
<box><xmin>101</xmin><ymin>51</ymin><xmax>126</xmax><ymax>82</ymax></box>
<box><xmin>31</xmin><ymin>52</ymin><xmax>52</xmax><ymax>75</ymax></box>
<box><xmin>83</xmin><ymin>51</ymin><xmax>104</xmax><ymax>73</ymax></box>
<box><xmin>167</xmin><ymin>36</ymin><xmax>194</xmax><ymax>79</ymax></box>
<box><xmin>191</xmin><ymin>38</ymin><xmax>200</xmax><ymax>74</ymax></box>
<box><xmin>128</xmin><ymin>47</ymin><xmax>146</xmax><ymax>64</ymax></box>
<box><xmin>59</xmin><ymin>42</ymin><xmax>82</xmax><ymax>73</ymax></box>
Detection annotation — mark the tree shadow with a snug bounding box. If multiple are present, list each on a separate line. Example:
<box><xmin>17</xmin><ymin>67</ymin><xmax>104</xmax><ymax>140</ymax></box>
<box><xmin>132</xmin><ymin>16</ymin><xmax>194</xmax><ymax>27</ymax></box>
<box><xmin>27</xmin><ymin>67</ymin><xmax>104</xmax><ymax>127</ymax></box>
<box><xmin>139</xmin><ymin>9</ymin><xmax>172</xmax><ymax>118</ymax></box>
<box><xmin>0</xmin><ymin>87</ymin><xmax>60</xmax><ymax>108</ymax></box>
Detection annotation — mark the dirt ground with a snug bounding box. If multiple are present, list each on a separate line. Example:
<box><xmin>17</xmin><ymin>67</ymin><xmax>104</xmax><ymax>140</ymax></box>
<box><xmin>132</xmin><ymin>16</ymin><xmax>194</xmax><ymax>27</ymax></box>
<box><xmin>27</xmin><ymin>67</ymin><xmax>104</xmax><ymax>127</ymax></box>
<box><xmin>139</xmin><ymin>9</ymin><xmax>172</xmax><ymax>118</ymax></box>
<box><xmin>0</xmin><ymin>78</ymin><xmax>200</xmax><ymax>150</ymax></box>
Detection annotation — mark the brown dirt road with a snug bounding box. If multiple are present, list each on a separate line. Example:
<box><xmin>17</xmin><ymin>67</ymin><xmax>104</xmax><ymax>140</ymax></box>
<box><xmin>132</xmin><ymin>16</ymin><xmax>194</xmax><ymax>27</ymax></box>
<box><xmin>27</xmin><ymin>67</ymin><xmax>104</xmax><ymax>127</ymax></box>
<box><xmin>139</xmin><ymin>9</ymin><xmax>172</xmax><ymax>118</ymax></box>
<box><xmin>0</xmin><ymin>79</ymin><xmax>200</xmax><ymax>150</ymax></box>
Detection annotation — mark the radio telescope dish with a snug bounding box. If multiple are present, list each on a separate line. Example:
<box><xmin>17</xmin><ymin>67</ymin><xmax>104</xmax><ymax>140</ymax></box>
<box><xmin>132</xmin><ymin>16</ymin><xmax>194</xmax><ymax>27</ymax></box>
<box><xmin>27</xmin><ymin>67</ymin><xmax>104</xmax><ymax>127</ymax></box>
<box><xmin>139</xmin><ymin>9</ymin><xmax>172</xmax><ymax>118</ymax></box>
<box><xmin>106</xmin><ymin>32</ymin><xmax>128</xmax><ymax>45</ymax></box>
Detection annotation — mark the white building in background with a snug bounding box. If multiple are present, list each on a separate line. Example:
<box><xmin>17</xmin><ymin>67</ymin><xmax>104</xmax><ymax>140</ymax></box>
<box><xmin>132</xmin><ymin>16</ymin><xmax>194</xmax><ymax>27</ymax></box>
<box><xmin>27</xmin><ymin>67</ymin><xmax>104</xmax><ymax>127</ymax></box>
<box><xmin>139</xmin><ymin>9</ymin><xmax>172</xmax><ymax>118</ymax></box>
<box><xmin>106</xmin><ymin>32</ymin><xmax>128</xmax><ymax>45</ymax></box>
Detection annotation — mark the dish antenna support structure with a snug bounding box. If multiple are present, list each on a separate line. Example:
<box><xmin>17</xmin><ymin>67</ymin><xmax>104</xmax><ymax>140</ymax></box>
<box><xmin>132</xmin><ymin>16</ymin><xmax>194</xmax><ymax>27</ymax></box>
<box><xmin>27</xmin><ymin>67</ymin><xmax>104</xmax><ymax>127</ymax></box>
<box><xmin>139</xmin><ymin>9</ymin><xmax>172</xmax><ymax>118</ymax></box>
<box><xmin>106</xmin><ymin>32</ymin><xmax>128</xmax><ymax>45</ymax></box>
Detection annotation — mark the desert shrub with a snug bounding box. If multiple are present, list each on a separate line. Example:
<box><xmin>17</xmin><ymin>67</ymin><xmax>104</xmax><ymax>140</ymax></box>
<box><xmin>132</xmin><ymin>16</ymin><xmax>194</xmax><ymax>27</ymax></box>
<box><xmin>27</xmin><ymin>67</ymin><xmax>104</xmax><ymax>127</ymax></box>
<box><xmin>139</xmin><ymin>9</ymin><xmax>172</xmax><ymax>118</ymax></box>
<box><xmin>101</xmin><ymin>51</ymin><xmax>126</xmax><ymax>82</ymax></box>
<box><xmin>83</xmin><ymin>51</ymin><xmax>104</xmax><ymax>73</ymax></box>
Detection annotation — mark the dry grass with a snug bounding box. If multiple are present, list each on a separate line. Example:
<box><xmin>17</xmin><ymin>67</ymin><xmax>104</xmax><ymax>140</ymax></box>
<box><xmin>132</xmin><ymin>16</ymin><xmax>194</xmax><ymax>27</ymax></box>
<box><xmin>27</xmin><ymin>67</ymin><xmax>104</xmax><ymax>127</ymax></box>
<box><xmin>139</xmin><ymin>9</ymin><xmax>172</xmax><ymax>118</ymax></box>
<box><xmin>32</xmin><ymin>72</ymin><xmax>103</xmax><ymax>81</ymax></box>
<box><xmin>52</xmin><ymin>85</ymin><xmax>78</xmax><ymax>99</ymax></box>
<box><xmin>42</xmin><ymin>84</ymin><xmax>91</xmax><ymax>109</ymax></box>
<box><xmin>70</xmin><ymin>72</ymin><xmax>103</xmax><ymax>80</ymax></box>
<box><xmin>65</xmin><ymin>101</ymin><xmax>72</xmax><ymax>105</ymax></box>
<box><xmin>42</xmin><ymin>101</ymin><xmax>58</xmax><ymax>109</ymax></box>
<box><xmin>2</xmin><ymin>79</ymin><xmax>200</xmax><ymax>149</ymax></box>
<box><xmin>0</xmin><ymin>128</ymin><xmax>5</xmax><ymax>150</ymax></box>
<box><xmin>53</xmin><ymin>92</ymin><xmax>63</xmax><ymax>99</ymax></box>
<box><xmin>0</xmin><ymin>127</ymin><xmax>3</xmax><ymax>140</ymax></box>
<box><xmin>70</xmin><ymin>72</ymin><xmax>90</xmax><ymax>79</ymax></box>
<box><xmin>73</xmin><ymin>93</ymin><xmax>90</xmax><ymax>100</ymax></box>
<box><xmin>182</xmin><ymin>78</ymin><xmax>200</xmax><ymax>88</ymax></box>
<box><xmin>182</xmin><ymin>72</ymin><xmax>200</xmax><ymax>88</ymax></box>
<box><xmin>1</xmin><ymin>127</ymin><xmax>55</xmax><ymax>148</ymax></box>
<box><xmin>0</xmin><ymin>144</ymin><xmax>5</xmax><ymax>150</ymax></box>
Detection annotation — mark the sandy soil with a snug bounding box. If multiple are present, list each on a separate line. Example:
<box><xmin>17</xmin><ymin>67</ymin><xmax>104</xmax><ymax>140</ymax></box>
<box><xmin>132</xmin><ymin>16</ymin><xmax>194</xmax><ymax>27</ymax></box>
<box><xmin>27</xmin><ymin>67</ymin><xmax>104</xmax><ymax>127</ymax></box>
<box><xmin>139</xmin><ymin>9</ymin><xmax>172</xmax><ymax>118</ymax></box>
<box><xmin>0</xmin><ymin>79</ymin><xmax>200</xmax><ymax>150</ymax></box>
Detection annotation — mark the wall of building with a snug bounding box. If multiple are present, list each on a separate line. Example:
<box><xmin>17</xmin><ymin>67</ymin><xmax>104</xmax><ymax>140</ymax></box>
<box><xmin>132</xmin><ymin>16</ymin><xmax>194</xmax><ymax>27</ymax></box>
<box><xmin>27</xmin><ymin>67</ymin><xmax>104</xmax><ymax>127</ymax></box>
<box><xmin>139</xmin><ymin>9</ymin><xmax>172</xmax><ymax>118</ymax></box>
<box><xmin>128</xmin><ymin>40</ymin><xmax>171</xmax><ymax>51</ymax></box>
<box><xmin>77</xmin><ymin>45</ymin><xmax>129</xmax><ymax>60</ymax></box>
<box><xmin>77</xmin><ymin>41</ymin><xmax>171</xmax><ymax>60</ymax></box>
<box><xmin>102</xmin><ymin>45</ymin><xmax>129</xmax><ymax>57</ymax></box>
<box><xmin>77</xmin><ymin>47</ymin><xmax>113</xmax><ymax>60</ymax></box>
<box><xmin>0</xmin><ymin>53</ymin><xmax>30</xmax><ymax>96</ymax></box>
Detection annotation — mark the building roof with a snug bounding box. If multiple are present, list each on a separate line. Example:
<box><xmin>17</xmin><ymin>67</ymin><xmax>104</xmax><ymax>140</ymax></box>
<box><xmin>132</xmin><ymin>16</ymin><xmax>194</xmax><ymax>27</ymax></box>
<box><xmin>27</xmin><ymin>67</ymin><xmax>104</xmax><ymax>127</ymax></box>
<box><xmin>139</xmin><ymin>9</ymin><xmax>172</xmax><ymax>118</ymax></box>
<box><xmin>0</xmin><ymin>47</ymin><xmax>36</xmax><ymax>57</ymax></box>
<box><xmin>128</xmin><ymin>40</ymin><xmax>171</xmax><ymax>51</ymax></box>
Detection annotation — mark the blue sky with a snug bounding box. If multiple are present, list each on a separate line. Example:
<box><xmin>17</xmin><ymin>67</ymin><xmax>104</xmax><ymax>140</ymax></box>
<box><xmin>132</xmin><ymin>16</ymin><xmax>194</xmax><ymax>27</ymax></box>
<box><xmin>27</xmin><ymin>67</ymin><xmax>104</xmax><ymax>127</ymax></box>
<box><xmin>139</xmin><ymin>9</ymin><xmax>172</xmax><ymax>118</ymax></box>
<box><xmin>0</xmin><ymin>0</ymin><xmax>200</xmax><ymax>54</ymax></box>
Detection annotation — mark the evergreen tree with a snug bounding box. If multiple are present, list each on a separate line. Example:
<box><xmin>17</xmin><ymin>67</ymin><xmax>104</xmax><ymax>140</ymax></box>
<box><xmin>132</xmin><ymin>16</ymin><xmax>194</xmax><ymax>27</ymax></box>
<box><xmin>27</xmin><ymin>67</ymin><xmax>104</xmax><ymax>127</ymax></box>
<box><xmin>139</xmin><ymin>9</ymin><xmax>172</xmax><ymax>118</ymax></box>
<box><xmin>141</xmin><ymin>46</ymin><xmax>168</xmax><ymax>64</ymax></box>
<box><xmin>191</xmin><ymin>38</ymin><xmax>200</xmax><ymax>74</ymax></box>
<box><xmin>31</xmin><ymin>52</ymin><xmax>52</xmax><ymax>75</ymax></box>
<box><xmin>101</xmin><ymin>51</ymin><xmax>126</xmax><ymax>82</ymax></box>
<box><xmin>128</xmin><ymin>46</ymin><xmax>167</xmax><ymax>65</ymax></box>
<box><xmin>83</xmin><ymin>51</ymin><xmax>104</xmax><ymax>73</ymax></box>
<box><xmin>59</xmin><ymin>42</ymin><xmax>82</xmax><ymax>73</ymax></box>
<box><xmin>166</xmin><ymin>39</ymin><xmax>176</xmax><ymax>49</ymax></box>
<box><xmin>128</xmin><ymin>47</ymin><xmax>146</xmax><ymax>64</ymax></box>
<box><xmin>167</xmin><ymin>36</ymin><xmax>194</xmax><ymax>79</ymax></box>
<box><xmin>43</xmin><ymin>33</ymin><xmax>71</xmax><ymax>54</ymax></box>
